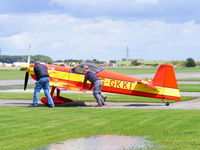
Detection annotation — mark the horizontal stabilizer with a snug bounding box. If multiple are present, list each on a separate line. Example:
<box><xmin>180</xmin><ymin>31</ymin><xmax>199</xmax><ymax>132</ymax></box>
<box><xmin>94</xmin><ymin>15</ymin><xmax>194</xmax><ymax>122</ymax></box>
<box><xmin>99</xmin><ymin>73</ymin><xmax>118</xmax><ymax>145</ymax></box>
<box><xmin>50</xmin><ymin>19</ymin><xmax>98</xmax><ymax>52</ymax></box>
<box><xmin>137</xmin><ymin>79</ymin><xmax>157</xmax><ymax>90</ymax></box>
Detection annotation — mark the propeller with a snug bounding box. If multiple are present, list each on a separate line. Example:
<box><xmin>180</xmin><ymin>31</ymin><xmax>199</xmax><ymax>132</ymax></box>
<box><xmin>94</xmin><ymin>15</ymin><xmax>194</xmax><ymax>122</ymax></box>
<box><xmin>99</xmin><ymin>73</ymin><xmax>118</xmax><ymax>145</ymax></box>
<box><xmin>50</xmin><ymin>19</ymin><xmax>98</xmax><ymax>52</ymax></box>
<box><xmin>24</xmin><ymin>72</ymin><xmax>29</xmax><ymax>90</ymax></box>
<box><xmin>23</xmin><ymin>55</ymin><xmax>31</xmax><ymax>91</ymax></box>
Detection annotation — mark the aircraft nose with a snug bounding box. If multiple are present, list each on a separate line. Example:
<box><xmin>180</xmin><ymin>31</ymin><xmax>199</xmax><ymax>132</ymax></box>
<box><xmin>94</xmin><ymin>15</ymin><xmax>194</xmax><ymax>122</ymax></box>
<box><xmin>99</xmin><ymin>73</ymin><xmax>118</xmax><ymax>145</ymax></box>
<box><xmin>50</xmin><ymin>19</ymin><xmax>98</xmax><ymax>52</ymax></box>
<box><xmin>20</xmin><ymin>65</ymin><xmax>29</xmax><ymax>71</ymax></box>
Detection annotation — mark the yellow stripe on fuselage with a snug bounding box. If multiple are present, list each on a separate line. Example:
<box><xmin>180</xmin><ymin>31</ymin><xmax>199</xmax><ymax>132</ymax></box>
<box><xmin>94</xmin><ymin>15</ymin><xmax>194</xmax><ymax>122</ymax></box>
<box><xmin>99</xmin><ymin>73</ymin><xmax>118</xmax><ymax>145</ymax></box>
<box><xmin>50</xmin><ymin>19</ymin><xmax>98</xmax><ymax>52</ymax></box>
<box><xmin>29</xmin><ymin>67</ymin><xmax>180</xmax><ymax>97</ymax></box>
<box><xmin>99</xmin><ymin>77</ymin><xmax>180</xmax><ymax>97</ymax></box>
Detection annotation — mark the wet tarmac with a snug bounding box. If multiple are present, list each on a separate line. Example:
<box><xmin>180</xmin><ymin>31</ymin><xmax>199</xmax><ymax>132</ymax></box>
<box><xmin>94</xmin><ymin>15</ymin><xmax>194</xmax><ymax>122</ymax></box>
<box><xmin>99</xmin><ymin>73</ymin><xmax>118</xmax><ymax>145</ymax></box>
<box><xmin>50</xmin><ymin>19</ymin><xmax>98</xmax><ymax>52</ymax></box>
<box><xmin>36</xmin><ymin>135</ymin><xmax>153</xmax><ymax>150</ymax></box>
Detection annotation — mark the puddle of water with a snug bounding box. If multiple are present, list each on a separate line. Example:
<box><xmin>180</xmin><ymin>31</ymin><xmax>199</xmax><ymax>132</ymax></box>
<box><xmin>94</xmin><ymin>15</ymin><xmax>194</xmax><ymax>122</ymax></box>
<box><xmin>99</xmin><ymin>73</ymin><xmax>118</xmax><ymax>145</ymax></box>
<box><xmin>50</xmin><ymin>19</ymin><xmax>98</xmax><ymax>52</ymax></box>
<box><xmin>37</xmin><ymin>135</ymin><xmax>153</xmax><ymax>150</ymax></box>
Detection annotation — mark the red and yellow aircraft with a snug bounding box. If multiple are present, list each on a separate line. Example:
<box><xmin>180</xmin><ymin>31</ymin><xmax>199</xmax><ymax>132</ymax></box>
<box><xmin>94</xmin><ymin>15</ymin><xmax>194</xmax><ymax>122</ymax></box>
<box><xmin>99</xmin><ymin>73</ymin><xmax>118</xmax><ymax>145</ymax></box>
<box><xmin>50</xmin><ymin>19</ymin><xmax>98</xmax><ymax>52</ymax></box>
<box><xmin>21</xmin><ymin>62</ymin><xmax>181</xmax><ymax>106</ymax></box>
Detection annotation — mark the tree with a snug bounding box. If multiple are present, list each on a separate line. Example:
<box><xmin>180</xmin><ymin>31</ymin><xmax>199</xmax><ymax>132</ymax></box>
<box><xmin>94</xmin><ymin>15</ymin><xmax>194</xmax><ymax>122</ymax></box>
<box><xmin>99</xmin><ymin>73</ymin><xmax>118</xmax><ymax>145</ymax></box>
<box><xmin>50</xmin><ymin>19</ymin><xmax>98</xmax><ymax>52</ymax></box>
<box><xmin>0</xmin><ymin>55</ymin><xmax>27</xmax><ymax>63</ymax></box>
<box><xmin>55</xmin><ymin>60</ymin><xmax>64</xmax><ymax>63</ymax></box>
<box><xmin>31</xmin><ymin>55</ymin><xmax>53</xmax><ymax>64</ymax></box>
<box><xmin>110</xmin><ymin>60</ymin><xmax>117</xmax><ymax>63</ymax></box>
<box><xmin>131</xmin><ymin>59</ymin><xmax>140</xmax><ymax>66</ymax></box>
<box><xmin>0</xmin><ymin>55</ymin><xmax>54</xmax><ymax>64</ymax></box>
<box><xmin>185</xmin><ymin>58</ymin><xmax>196</xmax><ymax>67</ymax></box>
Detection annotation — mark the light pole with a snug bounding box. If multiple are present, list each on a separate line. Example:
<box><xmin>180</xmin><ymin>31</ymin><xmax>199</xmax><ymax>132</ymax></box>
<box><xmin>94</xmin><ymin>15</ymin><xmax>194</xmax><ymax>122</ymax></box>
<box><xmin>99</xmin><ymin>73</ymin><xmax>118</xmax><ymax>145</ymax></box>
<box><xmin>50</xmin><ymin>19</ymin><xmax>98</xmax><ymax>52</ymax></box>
<box><xmin>126</xmin><ymin>46</ymin><xmax>129</xmax><ymax>60</ymax></box>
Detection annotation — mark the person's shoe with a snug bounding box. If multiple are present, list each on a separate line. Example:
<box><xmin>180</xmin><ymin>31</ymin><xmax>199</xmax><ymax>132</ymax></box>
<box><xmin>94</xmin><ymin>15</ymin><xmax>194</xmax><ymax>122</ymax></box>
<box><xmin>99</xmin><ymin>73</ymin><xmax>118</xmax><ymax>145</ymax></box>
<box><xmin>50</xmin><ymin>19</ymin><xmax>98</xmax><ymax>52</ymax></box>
<box><xmin>46</xmin><ymin>104</ymin><xmax>55</xmax><ymax>108</ymax></box>
<box><xmin>102</xmin><ymin>103</ymin><xmax>106</xmax><ymax>106</ymax></box>
<box><xmin>28</xmin><ymin>104</ymin><xmax>38</xmax><ymax>107</ymax></box>
<box><xmin>95</xmin><ymin>104</ymin><xmax>102</xmax><ymax>107</ymax></box>
<box><xmin>48</xmin><ymin>105</ymin><xmax>55</xmax><ymax>108</ymax></box>
<box><xmin>103</xmin><ymin>96</ymin><xmax>107</xmax><ymax>102</ymax></box>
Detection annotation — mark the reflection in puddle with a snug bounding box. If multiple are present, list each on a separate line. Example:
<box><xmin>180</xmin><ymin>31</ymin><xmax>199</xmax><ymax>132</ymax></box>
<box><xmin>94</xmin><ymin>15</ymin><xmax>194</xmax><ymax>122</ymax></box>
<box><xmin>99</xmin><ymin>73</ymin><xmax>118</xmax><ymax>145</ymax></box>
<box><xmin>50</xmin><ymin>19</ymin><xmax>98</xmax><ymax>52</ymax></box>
<box><xmin>38</xmin><ymin>135</ymin><xmax>153</xmax><ymax>150</ymax></box>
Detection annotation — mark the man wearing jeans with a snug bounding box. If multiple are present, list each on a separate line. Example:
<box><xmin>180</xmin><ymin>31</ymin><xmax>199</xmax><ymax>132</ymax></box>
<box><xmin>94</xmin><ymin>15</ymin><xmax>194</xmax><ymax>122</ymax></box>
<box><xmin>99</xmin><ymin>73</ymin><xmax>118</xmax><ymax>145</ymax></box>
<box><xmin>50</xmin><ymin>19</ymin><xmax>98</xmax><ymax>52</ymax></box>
<box><xmin>29</xmin><ymin>62</ymin><xmax>55</xmax><ymax>107</ymax></box>
<box><xmin>82</xmin><ymin>66</ymin><xmax>105</xmax><ymax>107</ymax></box>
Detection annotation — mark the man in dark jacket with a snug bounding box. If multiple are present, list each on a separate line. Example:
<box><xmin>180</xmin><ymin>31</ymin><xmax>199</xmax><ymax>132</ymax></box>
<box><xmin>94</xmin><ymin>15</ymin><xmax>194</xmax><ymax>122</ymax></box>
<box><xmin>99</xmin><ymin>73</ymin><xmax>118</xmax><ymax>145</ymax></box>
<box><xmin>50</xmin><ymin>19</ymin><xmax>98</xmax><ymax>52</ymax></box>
<box><xmin>29</xmin><ymin>62</ymin><xmax>55</xmax><ymax>107</ymax></box>
<box><xmin>82</xmin><ymin>66</ymin><xmax>105</xmax><ymax>107</ymax></box>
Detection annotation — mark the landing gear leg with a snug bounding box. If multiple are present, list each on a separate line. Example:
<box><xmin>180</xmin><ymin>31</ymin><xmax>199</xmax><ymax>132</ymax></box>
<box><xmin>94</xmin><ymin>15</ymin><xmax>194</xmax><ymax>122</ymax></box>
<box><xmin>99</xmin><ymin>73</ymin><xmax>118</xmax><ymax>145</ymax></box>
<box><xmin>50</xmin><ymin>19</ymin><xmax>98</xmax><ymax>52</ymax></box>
<box><xmin>162</xmin><ymin>99</ymin><xmax>170</xmax><ymax>106</ymax></box>
<box><xmin>41</xmin><ymin>86</ymin><xmax>73</xmax><ymax>104</ymax></box>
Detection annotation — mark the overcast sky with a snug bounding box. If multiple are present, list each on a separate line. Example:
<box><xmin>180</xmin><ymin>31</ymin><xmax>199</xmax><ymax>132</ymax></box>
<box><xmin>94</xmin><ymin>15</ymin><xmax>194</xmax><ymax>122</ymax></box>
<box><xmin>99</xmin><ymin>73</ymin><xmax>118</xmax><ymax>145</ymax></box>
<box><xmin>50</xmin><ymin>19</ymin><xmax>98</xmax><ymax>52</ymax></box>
<box><xmin>0</xmin><ymin>0</ymin><xmax>200</xmax><ymax>61</ymax></box>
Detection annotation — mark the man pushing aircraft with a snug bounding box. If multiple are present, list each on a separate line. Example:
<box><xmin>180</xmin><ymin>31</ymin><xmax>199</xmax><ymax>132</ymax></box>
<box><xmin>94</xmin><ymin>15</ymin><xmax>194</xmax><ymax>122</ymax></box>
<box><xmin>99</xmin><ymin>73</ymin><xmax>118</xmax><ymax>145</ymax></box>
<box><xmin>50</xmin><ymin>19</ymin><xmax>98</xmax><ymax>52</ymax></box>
<box><xmin>82</xmin><ymin>65</ymin><xmax>106</xmax><ymax>107</ymax></box>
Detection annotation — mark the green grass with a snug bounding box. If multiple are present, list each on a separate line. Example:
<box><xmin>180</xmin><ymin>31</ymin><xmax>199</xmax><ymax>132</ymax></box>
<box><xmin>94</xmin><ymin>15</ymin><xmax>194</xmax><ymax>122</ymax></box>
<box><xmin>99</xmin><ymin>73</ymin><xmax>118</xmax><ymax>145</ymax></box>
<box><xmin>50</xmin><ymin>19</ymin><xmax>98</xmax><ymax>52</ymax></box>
<box><xmin>1</xmin><ymin>107</ymin><xmax>200</xmax><ymax>150</ymax></box>
<box><xmin>105</xmin><ymin>67</ymin><xmax>157</xmax><ymax>74</ymax></box>
<box><xmin>0</xmin><ymin>92</ymin><xmax>195</xmax><ymax>103</ymax></box>
<box><xmin>178</xmin><ymin>79</ymin><xmax>200</xmax><ymax>81</ymax></box>
<box><xmin>0</xmin><ymin>70</ymin><xmax>24</xmax><ymax>80</ymax></box>
<box><xmin>179</xmin><ymin>84</ymin><xmax>200</xmax><ymax>92</ymax></box>
<box><xmin>175</xmin><ymin>67</ymin><xmax>200</xmax><ymax>73</ymax></box>
<box><xmin>105</xmin><ymin>67</ymin><xmax>200</xmax><ymax>75</ymax></box>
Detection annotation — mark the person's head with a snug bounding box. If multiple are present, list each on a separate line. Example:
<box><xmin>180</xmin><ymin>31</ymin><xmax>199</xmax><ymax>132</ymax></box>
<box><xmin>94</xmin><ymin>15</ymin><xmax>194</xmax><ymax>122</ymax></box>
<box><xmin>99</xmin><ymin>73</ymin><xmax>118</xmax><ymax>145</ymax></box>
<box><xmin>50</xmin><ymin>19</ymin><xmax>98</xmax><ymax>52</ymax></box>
<box><xmin>34</xmin><ymin>61</ymin><xmax>40</xmax><ymax>66</ymax></box>
<box><xmin>83</xmin><ymin>65</ymin><xmax>90</xmax><ymax>74</ymax></box>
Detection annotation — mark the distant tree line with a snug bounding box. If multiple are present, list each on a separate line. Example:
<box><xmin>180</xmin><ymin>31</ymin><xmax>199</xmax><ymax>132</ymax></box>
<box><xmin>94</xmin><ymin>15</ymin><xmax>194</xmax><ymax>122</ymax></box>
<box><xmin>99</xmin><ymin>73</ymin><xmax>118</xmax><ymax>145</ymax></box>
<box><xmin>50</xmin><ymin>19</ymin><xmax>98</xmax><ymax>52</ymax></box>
<box><xmin>61</xmin><ymin>59</ymin><xmax>104</xmax><ymax>64</ymax></box>
<box><xmin>121</xmin><ymin>58</ymin><xmax>198</xmax><ymax>67</ymax></box>
<box><xmin>0</xmin><ymin>55</ymin><xmax>53</xmax><ymax>64</ymax></box>
<box><xmin>0</xmin><ymin>55</ymin><xmax>198</xmax><ymax>67</ymax></box>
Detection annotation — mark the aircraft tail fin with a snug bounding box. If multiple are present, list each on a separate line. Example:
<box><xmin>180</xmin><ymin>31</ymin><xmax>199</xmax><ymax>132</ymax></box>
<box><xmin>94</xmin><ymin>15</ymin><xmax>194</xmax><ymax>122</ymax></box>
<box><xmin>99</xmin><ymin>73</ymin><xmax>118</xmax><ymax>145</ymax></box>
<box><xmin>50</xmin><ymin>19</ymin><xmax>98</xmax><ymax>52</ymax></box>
<box><xmin>152</xmin><ymin>64</ymin><xmax>181</xmax><ymax>101</ymax></box>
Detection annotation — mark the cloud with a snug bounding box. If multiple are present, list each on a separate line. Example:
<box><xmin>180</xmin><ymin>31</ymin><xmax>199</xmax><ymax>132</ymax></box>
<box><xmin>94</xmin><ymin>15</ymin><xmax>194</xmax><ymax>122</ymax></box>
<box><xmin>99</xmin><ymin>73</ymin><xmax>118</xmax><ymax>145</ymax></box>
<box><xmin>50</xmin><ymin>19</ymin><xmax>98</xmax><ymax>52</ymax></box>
<box><xmin>50</xmin><ymin>0</ymin><xmax>200</xmax><ymax>23</ymax></box>
<box><xmin>1</xmin><ymin>13</ymin><xmax>200</xmax><ymax>60</ymax></box>
<box><xmin>1</xmin><ymin>0</ymin><xmax>200</xmax><ymax>22</ymax></box>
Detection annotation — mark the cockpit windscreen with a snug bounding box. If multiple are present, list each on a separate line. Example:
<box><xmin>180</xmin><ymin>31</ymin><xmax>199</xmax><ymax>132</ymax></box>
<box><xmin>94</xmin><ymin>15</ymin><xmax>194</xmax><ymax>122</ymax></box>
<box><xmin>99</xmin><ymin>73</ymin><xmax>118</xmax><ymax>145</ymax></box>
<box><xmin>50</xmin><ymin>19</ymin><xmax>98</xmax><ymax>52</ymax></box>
<box><xmin>71</xmin><ymin>62</ymin><xmax>104</xmax><ymax>74</ymax></box>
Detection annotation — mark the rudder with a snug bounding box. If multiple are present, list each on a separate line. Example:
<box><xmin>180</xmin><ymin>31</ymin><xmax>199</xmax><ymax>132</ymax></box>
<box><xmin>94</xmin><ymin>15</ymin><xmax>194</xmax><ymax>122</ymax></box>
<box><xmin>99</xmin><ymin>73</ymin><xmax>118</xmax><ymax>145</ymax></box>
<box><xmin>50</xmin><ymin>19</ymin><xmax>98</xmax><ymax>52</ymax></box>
<box><xmin>152</xmin><ymin>64</ymin><xmax>181</xmax><ymax>101</ymax></box>
<box><xmin>152</xmin><ymin>64</ymin><xmax>178</xmax><ymax>88</ymax></box>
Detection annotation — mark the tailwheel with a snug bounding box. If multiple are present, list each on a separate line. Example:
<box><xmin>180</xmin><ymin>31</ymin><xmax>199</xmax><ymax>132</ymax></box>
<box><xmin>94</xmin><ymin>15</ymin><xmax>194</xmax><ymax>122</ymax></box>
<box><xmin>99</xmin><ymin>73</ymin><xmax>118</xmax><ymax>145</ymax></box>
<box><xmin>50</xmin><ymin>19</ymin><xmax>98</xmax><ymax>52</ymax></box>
<box><xmin>162</xmin><ymin>99</ymin><xmax>170</xmax><ymax>106</ymax></box>
<box><xmin>165</xmin><ymin>102</ymin><xmax>170</xmax><ymax>106</ymax></box>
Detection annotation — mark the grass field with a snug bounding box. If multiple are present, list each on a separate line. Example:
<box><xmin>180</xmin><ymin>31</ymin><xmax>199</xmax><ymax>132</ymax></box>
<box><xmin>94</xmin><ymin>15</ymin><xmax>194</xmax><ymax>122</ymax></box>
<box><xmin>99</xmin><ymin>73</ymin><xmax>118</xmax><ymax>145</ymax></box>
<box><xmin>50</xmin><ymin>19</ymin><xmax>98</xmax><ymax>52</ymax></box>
<box><xmin>1</xmin><ymin>67</ymin><xmax>200</xmax><ymax>150</ymax></box>
<box><xmin>1</xmin><ymin>107</ymin><xmax>200</xmax><ymax>150</ymax></box>
<box><xmin>0</xmin><ymin>70</ymin><xmax>24</xmax><ymax>80</ymax></box>
<box><xmin>178</xmin><ymin>79</ymin><xmax>200</xmax><ymax>81</ymax></box>
<box><xmin>106</xmin><ymin>67</ymin><xmax>200</xmax><ymax>75</ymax></box>
<box><xmin>178</xmin><ymin>84</ymin><xmax>200</xmax><ymax>92</ymax></box>
<box><xmin>0</xmin><ymin>92</ymin><xmax>195</xmax><ymax>103</ymax></box>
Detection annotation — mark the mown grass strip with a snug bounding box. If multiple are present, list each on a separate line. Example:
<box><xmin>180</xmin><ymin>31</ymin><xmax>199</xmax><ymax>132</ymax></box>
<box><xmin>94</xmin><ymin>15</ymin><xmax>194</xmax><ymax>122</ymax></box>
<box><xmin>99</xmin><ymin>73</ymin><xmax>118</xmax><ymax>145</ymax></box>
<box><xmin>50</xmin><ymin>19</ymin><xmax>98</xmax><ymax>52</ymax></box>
<box><xmin>0</xmin><ymin>70</ymin><xmax>24</xmax><ymax>80</ymax></box>
<box><xmin>0</xmin><ymin>92</ymin><xmax>195</xmax><ymax>103</ymax></box>
<box><xmin>178</xmin><ymin>84</ymin><xmax>200</xmax><ymax>92</ymax></box>
<box><xmin>1</xmin><ymin>107</ymin><xmax>200</xmax><ymax>150</ymax></box>
<box><xmin>178</xmin><ymin>79</ymin><xmax>200</xmax><ymax>81</ymax></box>
<box><xmin>106</xmin><ymin>67</ymin><xmax>200</xmax><ymax>75</ymax></box>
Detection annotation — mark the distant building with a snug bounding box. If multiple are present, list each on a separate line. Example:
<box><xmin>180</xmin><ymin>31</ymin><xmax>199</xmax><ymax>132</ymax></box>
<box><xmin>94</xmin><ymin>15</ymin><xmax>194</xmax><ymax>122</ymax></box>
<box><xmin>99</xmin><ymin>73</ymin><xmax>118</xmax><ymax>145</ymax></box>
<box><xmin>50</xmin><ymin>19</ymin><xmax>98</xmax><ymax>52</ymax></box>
<box><xmin>3</xmin><ymin>63</ymin><xmax>12</xmax><ymax>67</ymax></box>
<box><xmin>69</xmin><ymin>62</ymin><xmax>79</xmax><ymax>67</ymax></box>
<box><xmin>0</xmin><ymin>62</ymin><xmax>2</xmax><ymax>67</ymax></box>
<box><xmin>54</xmin><ymin>62</ymin><xmax>66</xmax><ymax>67</ymax></box>
<box><xmin>38</xmin><ymin>62</ymin><xmax>46</xmax><ymax>64</ymax></box>
<box><xmin>13</xmin><ymin>62</ymin><xmax>28</xmax><ymax>67</ymax></box>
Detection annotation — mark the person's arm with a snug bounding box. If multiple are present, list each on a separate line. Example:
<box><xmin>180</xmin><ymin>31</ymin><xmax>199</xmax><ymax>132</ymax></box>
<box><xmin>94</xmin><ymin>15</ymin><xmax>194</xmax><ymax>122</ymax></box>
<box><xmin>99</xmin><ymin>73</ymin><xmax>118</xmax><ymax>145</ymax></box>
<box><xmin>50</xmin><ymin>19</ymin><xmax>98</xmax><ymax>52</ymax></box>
<box><xmin>83</xmin><ymin>75</ymin><xmax>88</xmax><ymax>88</ymax></box>
<box><xmin>34</xmin><ymin>67</ymin><xmax>39</xmax><ymax>81</ymax></box>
